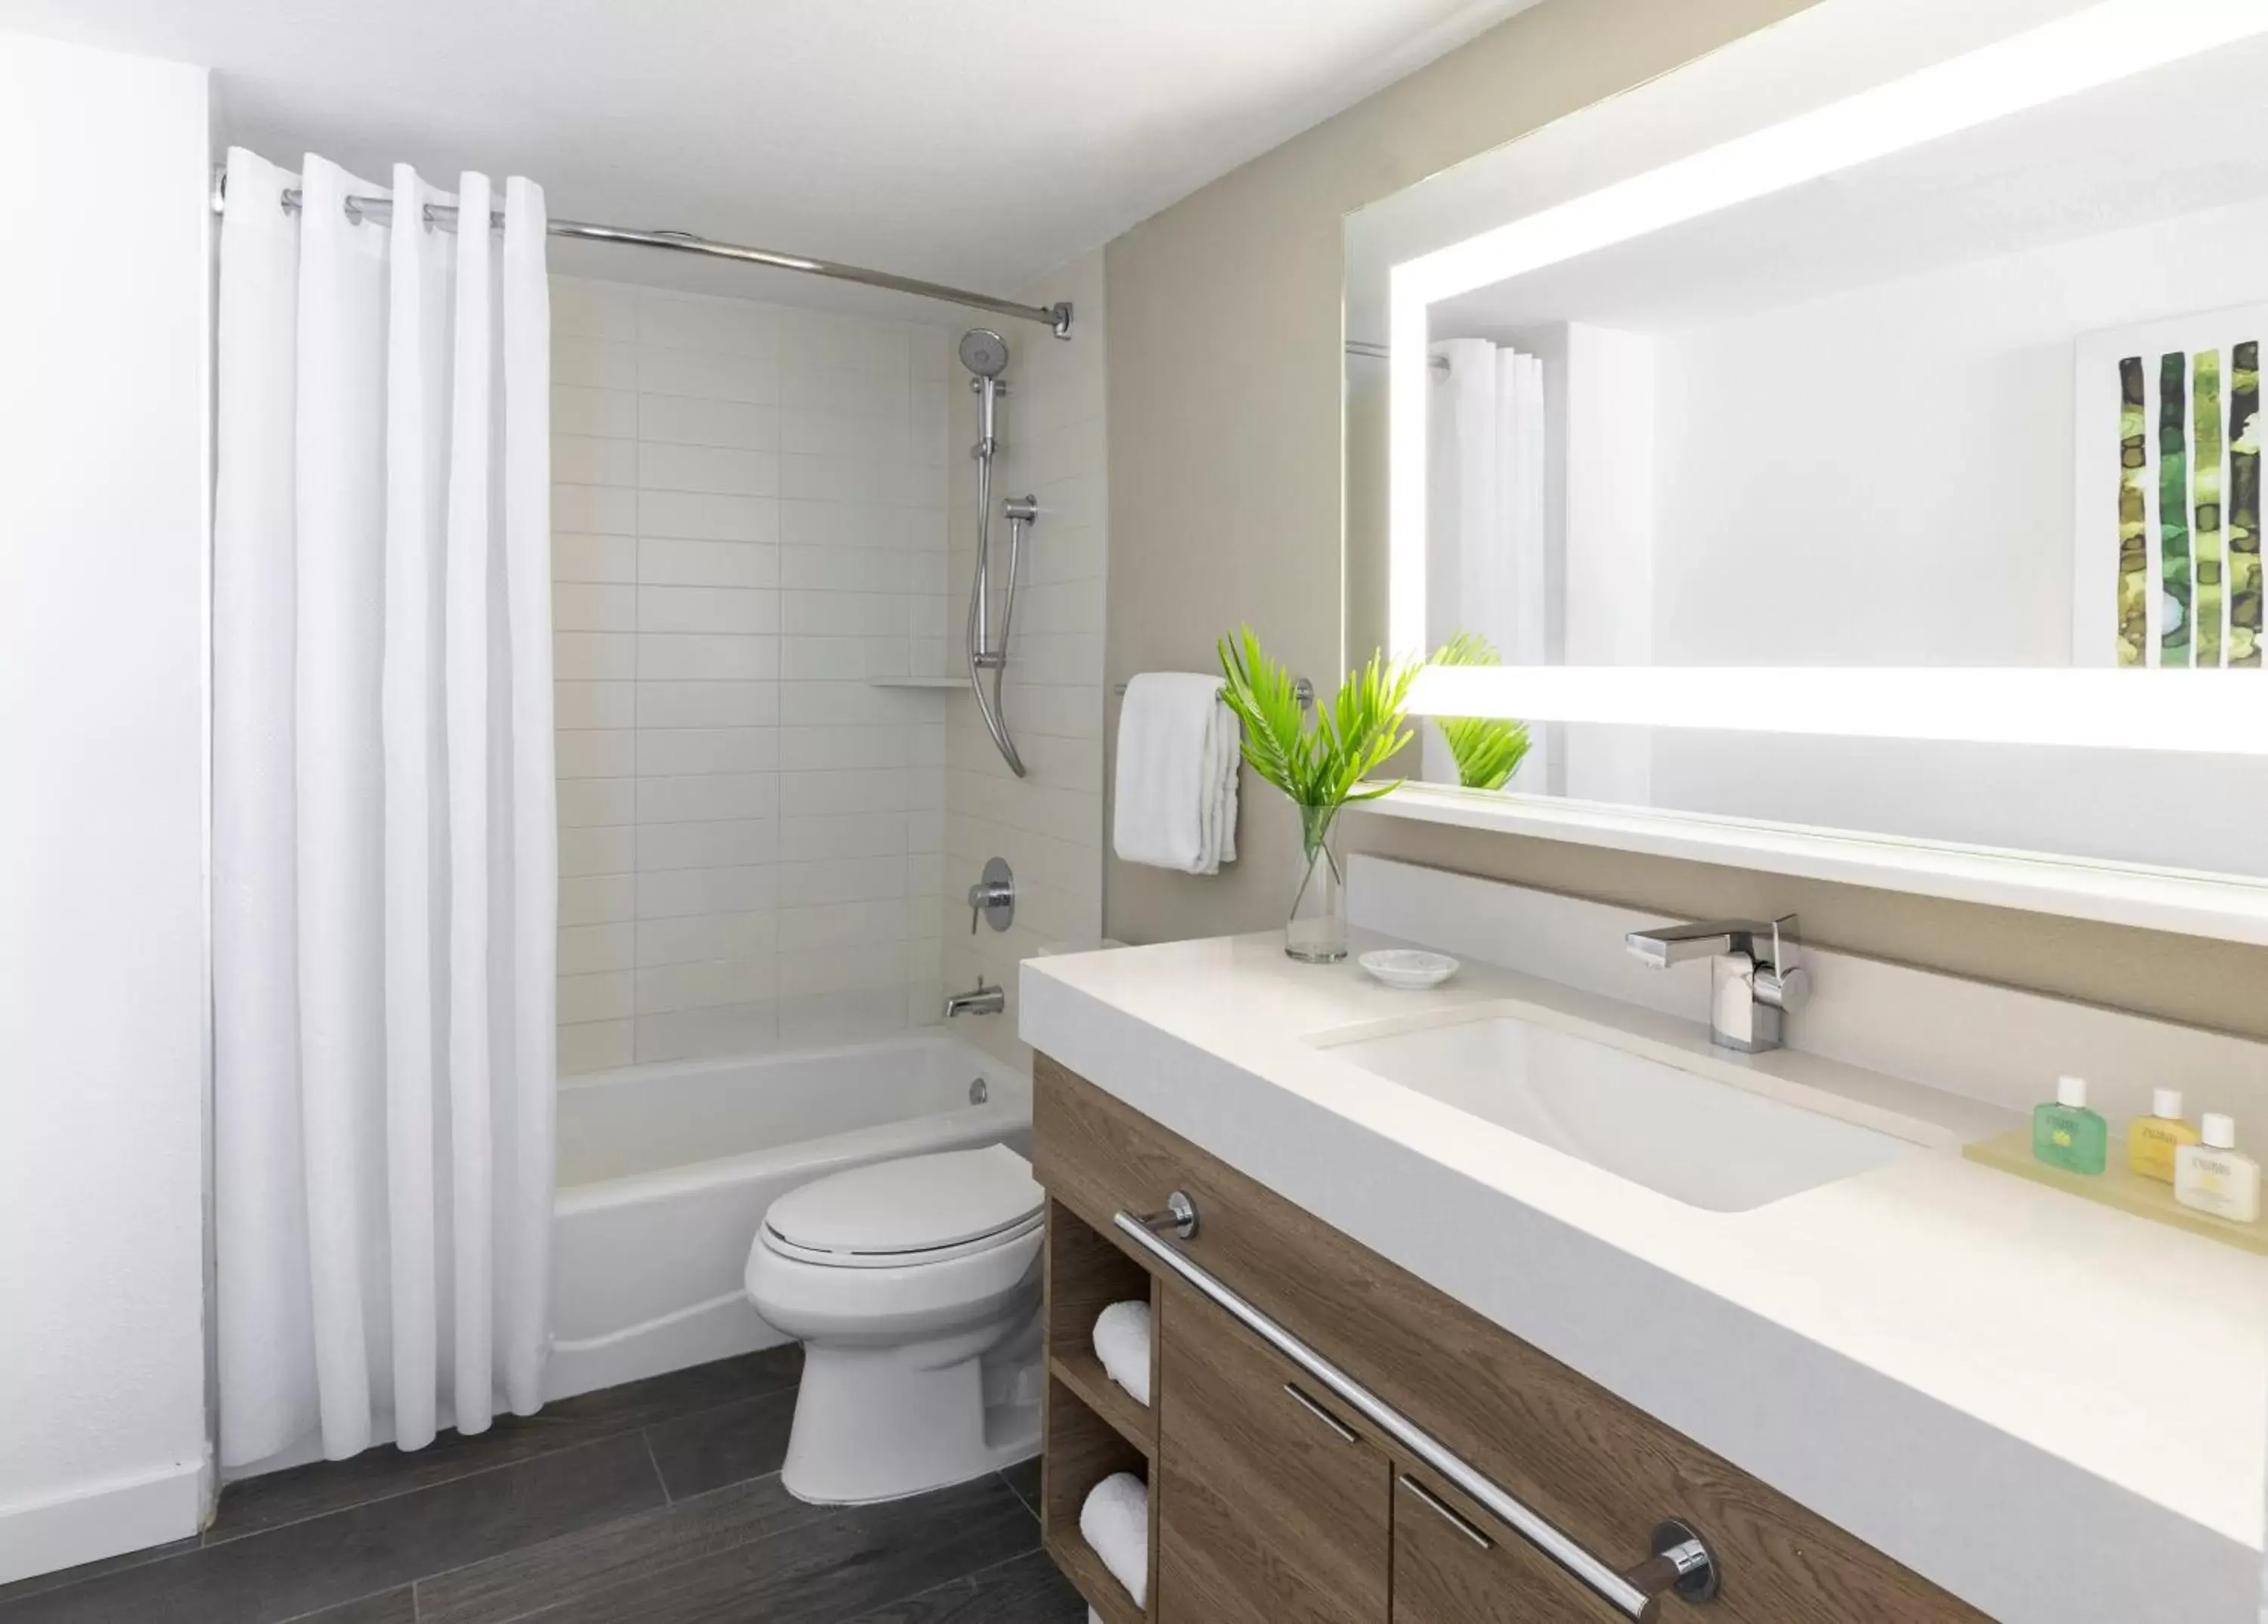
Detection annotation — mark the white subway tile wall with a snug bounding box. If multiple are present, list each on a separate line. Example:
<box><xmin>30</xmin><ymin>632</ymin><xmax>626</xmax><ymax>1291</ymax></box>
<box><xmin>940</xmin><ymin>252</ymin><xmax>1109</xmax><ymax>1067</ymax></box>
<box><xmin>550</xmin><ymin>275</ymin><xmax>953</xmax><ymax>1071</ymax></box>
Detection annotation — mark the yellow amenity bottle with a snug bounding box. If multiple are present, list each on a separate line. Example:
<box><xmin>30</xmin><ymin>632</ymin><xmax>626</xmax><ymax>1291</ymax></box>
<box><xmin>2127</xmin><ymin>1088</ymin><xmax>2200</xmax><ymax>1183</ymax></box>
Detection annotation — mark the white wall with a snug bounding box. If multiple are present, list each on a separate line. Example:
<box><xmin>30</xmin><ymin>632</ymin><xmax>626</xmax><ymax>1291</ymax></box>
<box><xmin>943</xmin><ymin>252</ymin><xmax>1108</xmax><ymax>1066</ymax></box>
<box><xmin>1653</xmin><ymin>197</ymin><xmax>2268</xmax><ymax>668</ymax></box>
<box><xmin>0</xmin><ymin>30</ymin><xmax>213</xmax><ymax>1582</ymax></box>
<box><xmin>1637</xmin><ymin>195</ymin><xmax>2268</xmax><ymax>874</ymax></box>
<box><xmin>547</xmin><ymin>277</ymin><xmax>953</xmax><ymax>1071</ymax></box>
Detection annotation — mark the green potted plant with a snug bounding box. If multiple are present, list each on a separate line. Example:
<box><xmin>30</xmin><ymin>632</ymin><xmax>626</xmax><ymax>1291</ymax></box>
<box><xmin>1432</xmin><ymin>632</ymin><xmax>1532</xmax><ymax>791</ymax></box>
<box><xmin>1216</xmin><ymin>625</ymin><xmax>1415</xmax><ymax>962</ymax></box>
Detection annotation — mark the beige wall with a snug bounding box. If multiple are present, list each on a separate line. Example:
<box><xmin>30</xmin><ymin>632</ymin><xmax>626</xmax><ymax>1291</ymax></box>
<box><xmin>1101</xmin><ymin>0</ymin><xmax>2268</xmax><ymax>1038</ymax></box>
<box><xmin>1105</xmin><ymin>0</ymin><xmax>1823</xmax><ymax>945</ymax></box>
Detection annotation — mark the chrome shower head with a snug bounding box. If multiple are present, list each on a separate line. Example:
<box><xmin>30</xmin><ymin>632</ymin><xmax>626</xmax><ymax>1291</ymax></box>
<box><xmin>958</xmin><ymin>327</ymin><xmax>1010</xmax><ymax>380</ymax></box>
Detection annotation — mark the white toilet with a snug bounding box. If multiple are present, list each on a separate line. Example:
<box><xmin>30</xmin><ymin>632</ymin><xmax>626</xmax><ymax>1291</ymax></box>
<box><xmin>744</xmin><ymin>1142</ymin><xmax>1046</xmax><ymax>1505</ymax></box>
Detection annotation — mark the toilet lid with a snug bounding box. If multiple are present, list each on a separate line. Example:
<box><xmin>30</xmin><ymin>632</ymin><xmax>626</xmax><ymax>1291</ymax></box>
<box><xmin>764</xmin><ymin>1144</ymin><xmax>1043</xmax><ymax>1260</ymax></box>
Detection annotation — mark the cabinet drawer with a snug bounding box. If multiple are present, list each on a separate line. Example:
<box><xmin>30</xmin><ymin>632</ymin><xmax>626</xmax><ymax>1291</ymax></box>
<box><xmin>1156</xmin><ymin>1278</ymin><xmax>1390</xmax><ymax>1623</ymax></box>
<box><xmin>1034</xmin><ymin>1055</ymin><xmax>1986</xmax><ymax>1624</ymax></box>
<box><xmin>1395</xmin><ymin>1467</ymin><xmax>1622</xmax><ymax>1624</ymax></box>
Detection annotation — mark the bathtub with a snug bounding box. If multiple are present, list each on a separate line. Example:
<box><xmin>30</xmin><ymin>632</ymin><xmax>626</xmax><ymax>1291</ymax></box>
<box><xmin>547</xmin><ymin>1032</ymin><xmax>1030</xmax><ymax>1401</ymax></box>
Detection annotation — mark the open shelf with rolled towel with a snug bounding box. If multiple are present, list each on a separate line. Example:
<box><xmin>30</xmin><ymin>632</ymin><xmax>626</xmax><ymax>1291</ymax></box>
<box><xmin>1040</xmin><ymin>1197</ymin><xmax>1158</xmax><ymax>1623</ymax></box>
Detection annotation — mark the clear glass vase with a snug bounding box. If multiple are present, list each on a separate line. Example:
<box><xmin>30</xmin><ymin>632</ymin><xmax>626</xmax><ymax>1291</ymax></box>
<box><xmin>1285</xmin><ymin>803</ymin><xmax>1348</xmax><ymax>962</ymax></box>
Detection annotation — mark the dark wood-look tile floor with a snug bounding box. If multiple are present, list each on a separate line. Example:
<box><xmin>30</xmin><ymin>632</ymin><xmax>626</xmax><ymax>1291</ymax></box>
<box><xmin>0</xmin><ymin>1349</ymin><xmax>1082</xmax><ymax>1624</ymax></box>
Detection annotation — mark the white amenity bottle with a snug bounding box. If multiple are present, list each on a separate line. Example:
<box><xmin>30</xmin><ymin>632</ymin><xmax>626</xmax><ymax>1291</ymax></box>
<box><xmin>2173</xmin><ymin>1113</ymin><xmax>2261</xmax><ymax>1224</ymax></box>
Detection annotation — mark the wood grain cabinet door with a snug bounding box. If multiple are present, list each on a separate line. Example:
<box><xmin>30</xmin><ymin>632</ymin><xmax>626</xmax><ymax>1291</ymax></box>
<box><xmin>1393</xmin><ymin>1469</ymin><xmax>1625</xmax><ymax>1624</ymax></box>
<box><xmin>1155</xmin><ymin>1282</ymin><xmax>1391</xmax><ymax>1624</ymax></box>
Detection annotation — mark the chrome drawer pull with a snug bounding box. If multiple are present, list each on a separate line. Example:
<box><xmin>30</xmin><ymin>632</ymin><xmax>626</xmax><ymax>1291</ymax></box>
<box><xmin>1282</xmin><ymin>1383</ymin><xmax>1359</xmax><ymax>1443</ymax></box>
<box><xmin>1112</xmin><ymin>1205</ymin><xmax>1720</xmax><ymax>1619</ymax></box>
<box><xmin>1399</xmin><ymin>1473</ymin><xmax>1493</xmax><ymax>1550</ymax></box>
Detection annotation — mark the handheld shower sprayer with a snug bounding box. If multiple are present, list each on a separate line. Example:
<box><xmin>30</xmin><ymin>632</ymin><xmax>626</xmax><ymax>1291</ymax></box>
<box><xmin>959</xmin><ymin>329</ymin><xmax>1030</xmax><ymax>778</ymax></box>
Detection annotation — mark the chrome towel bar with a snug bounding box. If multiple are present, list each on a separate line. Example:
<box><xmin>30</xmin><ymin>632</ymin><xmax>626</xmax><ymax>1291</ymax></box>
<box><xmin>1113</xmin><ymin>676</ymin><xmax>1313</xmax><ymax>709</ymax></box>
<box><xmin>1111</xmin><ymin>1197</ymin><xmax>1718</xmax><ymax>1620</ymax></box>
<box><xmin>1129</xmin><ymin>1192</ymin><xmax>1198</xmax><ymax>1241</ymax></box>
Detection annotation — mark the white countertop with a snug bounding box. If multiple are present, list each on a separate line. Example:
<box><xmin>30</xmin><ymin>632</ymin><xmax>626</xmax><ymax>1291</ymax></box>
<box><xmin>1021</xmin><ymin>930</ymin><xmax>2268</xmax><ymax>1624</ymax></box>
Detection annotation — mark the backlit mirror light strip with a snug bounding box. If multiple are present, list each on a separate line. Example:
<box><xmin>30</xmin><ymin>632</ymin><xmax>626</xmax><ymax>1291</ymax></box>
<box><xmin>1385</xmin><ymin>0</ymin><xmax>2268</xmax><ymax>752</ymax></box>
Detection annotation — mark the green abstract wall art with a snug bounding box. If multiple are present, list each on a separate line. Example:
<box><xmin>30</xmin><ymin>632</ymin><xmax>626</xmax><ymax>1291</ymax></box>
<box><xmin>2079</xmin><ymin>308</ymin><xmax>2266</xmax><ymax>668</ymax></box>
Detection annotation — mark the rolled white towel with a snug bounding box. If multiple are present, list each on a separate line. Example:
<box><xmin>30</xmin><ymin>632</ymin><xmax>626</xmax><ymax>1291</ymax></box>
<box><xmin>1092</xmin><ymin>1299</ymin><xmax>1152</xmax><ymax>1408</ymax></box>
<box><xmin>1080</xmin><ymin>1471</ymin><xmax>1149</xmax><ymax>1607</ymax></box>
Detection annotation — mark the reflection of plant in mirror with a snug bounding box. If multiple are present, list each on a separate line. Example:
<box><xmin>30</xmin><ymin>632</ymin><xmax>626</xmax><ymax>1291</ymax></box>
<box><xmin>1432</xmin><ymin>632</ymin><xmax>1532</xmax><ymax>791</ymax></box>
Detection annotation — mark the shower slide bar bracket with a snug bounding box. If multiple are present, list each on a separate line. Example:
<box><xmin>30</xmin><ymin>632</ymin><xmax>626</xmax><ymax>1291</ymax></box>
<box><xmin>211</xmin><ymin>167</ymin><xmax>1074</xmax><ymax>337</ymax></box>
<box><xmin>968</xmin><ymin>500</ymin><xmax>1039</xmax><ymax>675</ymax></box>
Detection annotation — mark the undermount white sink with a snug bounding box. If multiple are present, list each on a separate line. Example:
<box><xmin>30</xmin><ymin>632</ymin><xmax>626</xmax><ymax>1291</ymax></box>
<box><xmin>1321</xmin><ymin>1013</ymin><xmax>1927</xmax><ymax>1212</ymax></box>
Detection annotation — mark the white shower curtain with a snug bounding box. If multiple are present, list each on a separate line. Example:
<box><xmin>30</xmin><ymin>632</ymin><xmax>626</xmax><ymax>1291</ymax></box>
<box><xmin>212</xmin><ymin>148</ymin><xmax>557</xmax><ymax>1467</ymax></box>
<box><xmin>1424</xmin><ymin>336</ymin><xmax>1549</xmax><ymax>789</ymax></box>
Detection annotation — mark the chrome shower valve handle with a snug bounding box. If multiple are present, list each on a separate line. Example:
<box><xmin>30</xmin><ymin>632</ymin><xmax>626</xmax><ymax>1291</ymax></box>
<box><xmin>967</xmin><ymin>857</ymin><xmax>1014</xmax><ymax>934</ymax></box>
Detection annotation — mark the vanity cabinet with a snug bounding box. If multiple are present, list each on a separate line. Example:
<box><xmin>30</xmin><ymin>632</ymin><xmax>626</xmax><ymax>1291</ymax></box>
<box><xmin>1032</xmin><ymin>1052</ymin><xmax>1989</xmax><ymax>1624</ymax></box>
<box><xmin>1155</xmin><ymin>1278</ymin><xmax>1391</xmax><ymax>1623</ymax></box>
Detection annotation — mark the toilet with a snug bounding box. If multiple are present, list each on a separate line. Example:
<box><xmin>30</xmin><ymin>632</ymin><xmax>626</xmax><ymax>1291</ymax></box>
<box><xmin>744</xmin><ymin>1142</ymin><xmax>1046</xmax><ymax>1505</ymax></box>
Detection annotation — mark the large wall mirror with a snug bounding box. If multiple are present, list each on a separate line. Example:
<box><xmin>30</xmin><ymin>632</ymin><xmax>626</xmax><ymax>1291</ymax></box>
<box><xmin>1344</xmin><ymin>0</ymin><xmax>2268</xmax><ymax>941</ymax></box>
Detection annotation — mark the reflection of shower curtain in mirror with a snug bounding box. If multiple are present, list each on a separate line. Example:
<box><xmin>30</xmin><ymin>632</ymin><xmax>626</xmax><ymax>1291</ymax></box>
<box><xmin>1424</xmin><ymin>339</ymin><xmax>1548</xmax><ymax>789</ymax></box>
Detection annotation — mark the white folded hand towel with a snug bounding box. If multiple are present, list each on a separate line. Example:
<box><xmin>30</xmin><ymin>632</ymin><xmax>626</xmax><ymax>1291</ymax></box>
<box><xmin>1113</xmin><ymin>674</ymin><xmax>1239</xmax><ymax>874</ymax></box>
<box><xmin>1080</xmin><ymin>1471</ymin><xmax>1150</xmax><ymax>1607</ymax></box>
<box><xmin>1092</xmin><ymin>1299</ymin><xmax>1152</xmax><ymax>1407</ymax></box>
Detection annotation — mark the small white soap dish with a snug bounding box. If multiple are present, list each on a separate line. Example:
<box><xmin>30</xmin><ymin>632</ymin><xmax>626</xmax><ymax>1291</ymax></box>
<box><xmin>1359</xmin><ymin>950</ymin><xmax>1459</xmax><ymax>990</ymax></box>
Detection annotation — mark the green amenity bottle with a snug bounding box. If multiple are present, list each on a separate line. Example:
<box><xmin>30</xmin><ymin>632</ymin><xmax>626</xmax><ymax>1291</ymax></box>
<box><xmin>2032</xmin><ymin>1074</ymin><xmax>2108</xmax><ymax>1176</ymax></box>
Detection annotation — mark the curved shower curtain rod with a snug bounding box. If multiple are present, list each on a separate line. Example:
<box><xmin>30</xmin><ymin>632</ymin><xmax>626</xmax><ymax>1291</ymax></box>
<box><xmin>209</xmin><ymin>166</ymin><xmax>1074</xmax><ymax>339</ymax></box>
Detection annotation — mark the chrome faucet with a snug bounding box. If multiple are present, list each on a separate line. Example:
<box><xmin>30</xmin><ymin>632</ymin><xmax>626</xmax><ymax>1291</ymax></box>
<box><xmin>1624</xmin><ymin>915</ymin><xmax>1811</xmax><ymax>1053</ymax></box>
<box><xmin>943</xmin><ymin>980</ymin><xmax>1005</xmax><ymax>1019</ymax></box>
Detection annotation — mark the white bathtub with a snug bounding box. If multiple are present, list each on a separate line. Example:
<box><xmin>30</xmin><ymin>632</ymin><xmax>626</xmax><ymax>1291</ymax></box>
<box><xmin>547</xmin><ymin>1032</ymin><xmax>1030</xmax><ymax>1401</ymax></box>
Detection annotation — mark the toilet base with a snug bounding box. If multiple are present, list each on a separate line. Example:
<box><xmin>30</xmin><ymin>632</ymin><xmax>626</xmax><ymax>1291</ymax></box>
<box><xmin>779</xmin><ymin>1312</ymin><xmax>1043</xmax><ymax>1505</ymax></box>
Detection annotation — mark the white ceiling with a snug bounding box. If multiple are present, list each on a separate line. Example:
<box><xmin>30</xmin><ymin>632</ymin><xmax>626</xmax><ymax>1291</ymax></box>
<box><xmin>4</xmin><ymin>0</ymin><xmax>1534</xmax><ymax>315</ymax></box>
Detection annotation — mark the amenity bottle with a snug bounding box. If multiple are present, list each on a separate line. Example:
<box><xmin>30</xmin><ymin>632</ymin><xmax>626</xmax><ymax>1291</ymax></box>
<box><xmin>2032</xmin><ymin>1074</ymin><xmax>2107</xmax><ymax>1176</ymax></box>
<box><xmin>2174</xmin><ymin>1114</ymin><xmax>2260</xmax><ymax>1224</ymax></box>
<box><xmin>2125</xmin><ymin>1088</ymin><xmax>2199</xmax><ymax>1183</ymax></box>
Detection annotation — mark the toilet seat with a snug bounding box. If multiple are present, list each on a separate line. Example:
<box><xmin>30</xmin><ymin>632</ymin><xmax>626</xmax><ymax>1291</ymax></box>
<box><xmin>760</xmin><ymin>1143</ymin><xmax>1043</xmax><ymax>1269</ymax></box>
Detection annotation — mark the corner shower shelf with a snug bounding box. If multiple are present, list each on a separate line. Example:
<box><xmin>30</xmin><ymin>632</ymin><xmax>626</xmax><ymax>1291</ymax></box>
<box><xmin>867</xmin><ymin>677</ymin><xmax>967</xmax><ymax>690</ymax></box>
